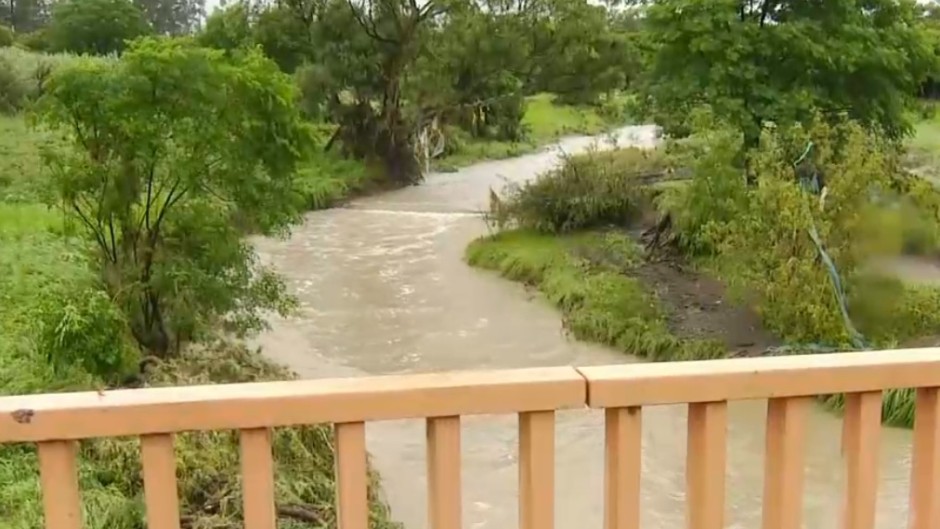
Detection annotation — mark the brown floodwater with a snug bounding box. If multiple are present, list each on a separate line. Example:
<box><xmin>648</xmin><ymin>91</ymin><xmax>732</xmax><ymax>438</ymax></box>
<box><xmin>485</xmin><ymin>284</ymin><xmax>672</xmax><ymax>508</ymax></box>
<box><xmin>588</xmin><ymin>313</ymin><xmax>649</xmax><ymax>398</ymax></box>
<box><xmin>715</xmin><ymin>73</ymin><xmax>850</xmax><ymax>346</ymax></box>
<box><xmin>252</xmin><ymin>127</ymin><xmax>915</xmax><ymax>529</ymax></box>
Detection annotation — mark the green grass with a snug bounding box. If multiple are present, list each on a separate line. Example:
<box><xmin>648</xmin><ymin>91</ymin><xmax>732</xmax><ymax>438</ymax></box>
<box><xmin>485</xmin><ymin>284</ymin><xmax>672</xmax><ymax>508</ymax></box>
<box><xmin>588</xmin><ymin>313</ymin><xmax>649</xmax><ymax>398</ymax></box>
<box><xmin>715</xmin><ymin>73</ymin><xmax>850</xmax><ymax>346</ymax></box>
<box><xmin>466</xmin><ymin>229</ymin><xmax>724</xmax><ymax>361</ymax></box>
<box><xmin>0</xmin><ymin>115</ymin><xmax>51</xmax><ymax>203</ymax></box>
<box><xmin>434</xmin><ymin>92</ymin><xmax>632</xmax><ymax>171</ymax></box>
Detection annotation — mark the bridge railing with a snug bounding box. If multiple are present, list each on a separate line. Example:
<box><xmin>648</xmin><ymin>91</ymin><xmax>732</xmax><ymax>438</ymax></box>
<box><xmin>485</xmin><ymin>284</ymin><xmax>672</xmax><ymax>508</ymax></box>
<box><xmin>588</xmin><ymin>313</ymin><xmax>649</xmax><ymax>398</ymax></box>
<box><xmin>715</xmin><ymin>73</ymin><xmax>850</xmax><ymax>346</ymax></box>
<box><xmin>2</xmin><ymin>348</ymin><xmax>940</xmax><ymax>529</ymax></box>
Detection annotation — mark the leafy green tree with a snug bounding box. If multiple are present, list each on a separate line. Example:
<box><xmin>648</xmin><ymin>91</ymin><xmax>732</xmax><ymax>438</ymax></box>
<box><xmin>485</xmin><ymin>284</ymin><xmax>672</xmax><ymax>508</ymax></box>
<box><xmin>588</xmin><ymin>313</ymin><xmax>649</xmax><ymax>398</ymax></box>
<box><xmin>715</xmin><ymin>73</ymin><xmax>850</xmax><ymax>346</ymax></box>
<box><xmin>301</xmin><ymin>0</ymin><xmax>445</xmax><ymax>182</ymax></box>
<box><xmin>49</xmin><ymin>0</ymin><xmax>152</xmax><ymax>55</ymax></box>
<box><xmin>408</xmin><ymin>3</ymin><xmax>529</xmax><ymax>140</ymax></box>
<box><xmin>0</xmin><ymin>0</ymin><xmax>50</xmax><ymax>32</ymax></box>
<box><xmin>36</xmin><ymin>38</ymin><xmax>311</xmax><ymax>356</ymax></box>
<box><xmin>197</xmin><ymin>0</ymin><xmax>251</xmax><ymax>50</ymax></box>
<box><xmin>134</xmin><ymin>0</ymin><xmax>205</xmax><ymax>35</ymax></box>
<box><xmin>642</xmin><ymin>0</ymin><xmax>933</xmax><ymax>142</ymax></box>
<box><xmin>252</xmin><ymin>3</ymin><xmax>314</xmax><ymax>72</ymax></box>
<box><xmin>533</xmin><ymin>0</ymin><xmax>638</xmax><ymax>104</ymax></box>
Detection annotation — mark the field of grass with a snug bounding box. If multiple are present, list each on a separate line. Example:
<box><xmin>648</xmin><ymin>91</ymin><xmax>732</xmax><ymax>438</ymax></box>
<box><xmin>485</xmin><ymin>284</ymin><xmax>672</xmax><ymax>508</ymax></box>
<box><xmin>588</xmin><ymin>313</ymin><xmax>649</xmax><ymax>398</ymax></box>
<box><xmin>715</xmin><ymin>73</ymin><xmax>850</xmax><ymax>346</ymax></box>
<box><xmin>465</xmin><ymin>229</ymin><xmax>724</xmax><ymax>361</ymax></box>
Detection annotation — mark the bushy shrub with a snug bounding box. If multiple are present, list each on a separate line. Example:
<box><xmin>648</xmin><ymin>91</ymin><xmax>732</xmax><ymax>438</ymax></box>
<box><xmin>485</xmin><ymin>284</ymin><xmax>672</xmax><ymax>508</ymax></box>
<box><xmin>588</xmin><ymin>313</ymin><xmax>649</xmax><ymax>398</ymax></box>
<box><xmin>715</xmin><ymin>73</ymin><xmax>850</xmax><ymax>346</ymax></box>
<box><xmin>490</xmin><ymin>147</ymin><xmax>668</xmax><ymax>233</ymax></box>
<box><xmin>0</xmin><ymin>57</ymin><xmax>26</xmax><ymax>114</ymax></box>
<box><xmin>666</xmin><ymin>116</ymin><xmax>935</xmax><ymax>346</ymax></box>
<box><xmin>0</xmin><ymin>47</ymin><xmax>87</xmax><ymax>101</ymax></box>
<box><xmin>48</xmin><ymin>0</ymin><xmax>151</xmax><ymax>55</ymax></box>
<box><xmin>35</xmin><ymin>284</ymin><xmax>137</xmax><ymax>382</ymax></box>
<box><xmin>16</xmin><ymin>29</ymin><xmax>50</xmax><ymax>52</ymax></box>
<box><xmin>0</xmin><ymin>25</ymin><xmax>13</xmax><ymax>47</ymax></box>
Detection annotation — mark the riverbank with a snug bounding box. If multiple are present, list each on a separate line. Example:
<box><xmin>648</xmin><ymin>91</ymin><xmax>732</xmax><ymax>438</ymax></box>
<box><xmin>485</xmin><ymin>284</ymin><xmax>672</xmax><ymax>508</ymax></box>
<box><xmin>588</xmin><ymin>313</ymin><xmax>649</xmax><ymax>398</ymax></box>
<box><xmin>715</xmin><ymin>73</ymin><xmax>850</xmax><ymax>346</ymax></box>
<box><xmin>248</xmin><ymin>125</ymin><xmax>918</xmax><ymax>529</ymax></box>
<box><xmin>467</xmin><ymin>127</ymin><xmax>940</xmax><ymax>429</ymax></box>
<box><xmin>0</xmin><ymin>93</ymin><xmax>627</xmax><ymax>527</ymax></box>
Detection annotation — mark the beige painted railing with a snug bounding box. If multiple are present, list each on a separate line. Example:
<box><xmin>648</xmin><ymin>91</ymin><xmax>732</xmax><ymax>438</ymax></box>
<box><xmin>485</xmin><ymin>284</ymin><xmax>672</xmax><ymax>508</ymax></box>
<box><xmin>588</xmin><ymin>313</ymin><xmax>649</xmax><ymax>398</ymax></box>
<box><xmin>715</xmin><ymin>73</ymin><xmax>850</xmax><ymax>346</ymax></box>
<box><xmin>3</xmin><ymin>348</ymin><xmax>940</xmax><ymax>529</ymax></box>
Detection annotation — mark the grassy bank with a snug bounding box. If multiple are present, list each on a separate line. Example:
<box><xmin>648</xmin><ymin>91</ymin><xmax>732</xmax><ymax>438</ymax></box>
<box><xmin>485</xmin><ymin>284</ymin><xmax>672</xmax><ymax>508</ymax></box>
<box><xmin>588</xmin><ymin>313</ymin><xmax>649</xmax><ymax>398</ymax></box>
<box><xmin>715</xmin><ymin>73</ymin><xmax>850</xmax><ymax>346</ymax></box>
<box><xmin>433</xmin><ymin>92</ymin><xmax>632</xmax><ymax>171</ymax></box>
<box><xmin>0</xmin><ymin>161</ymin><xmax>401</xmax><ymax>528</ymax></box>
<box><xmin>466</xmin><ymin>229</ymin><xmax>724</xmax><ymax>361</ymax></box>
<box><xmin>0</xmin><ymin>58</ymin><xmax>628</xmax><ymax>525</ymax></box>
<box><xmin>467</xmin><ymin>228</ymin><xmax>934</xmax><ymax>428</ymax></box>
<box><xmin>0</xmin><ymin>66</ymin><xmax>400</xmax><ymax>529</ymax></box>
<box><xmin>471</xmin><ymin>128</ymin><xmax>940</xmax><ymax>429</ymax></box>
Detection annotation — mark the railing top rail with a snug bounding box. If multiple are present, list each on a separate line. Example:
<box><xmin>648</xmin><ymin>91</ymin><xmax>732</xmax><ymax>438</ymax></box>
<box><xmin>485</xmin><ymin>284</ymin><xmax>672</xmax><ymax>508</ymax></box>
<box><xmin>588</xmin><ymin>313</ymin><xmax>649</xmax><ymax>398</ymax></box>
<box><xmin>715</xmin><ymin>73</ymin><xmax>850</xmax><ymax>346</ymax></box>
<box><xmin>3</xmin><ymin>348</ymin><xmax>940</xmax><ymax>444</ymax></box>
<box><xmin>581</xmin><ymin>347</ymin><xmax>940</xmax><ymax>407</ymax></box>
<box><xmin>0</xmin><ymin>367</ymin><xmax>584</xmax><ymax>443</ymax></box>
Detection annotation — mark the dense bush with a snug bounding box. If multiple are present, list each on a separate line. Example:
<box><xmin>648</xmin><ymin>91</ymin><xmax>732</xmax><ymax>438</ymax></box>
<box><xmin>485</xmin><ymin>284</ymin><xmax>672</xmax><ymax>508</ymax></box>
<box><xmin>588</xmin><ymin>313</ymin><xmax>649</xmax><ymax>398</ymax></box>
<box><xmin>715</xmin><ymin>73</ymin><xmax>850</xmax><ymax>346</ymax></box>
<box><xmin>16</xmin><ymin>29</ymin><xmax>50</xmax><ymax>52</ymax></box>
<box><xmin>0</xmin><ymin>25</ymin><xmax>13</xmax><ymax>47</ymax></box>
<box><xmin>664</xmin><ymin>116</ymin><xmax>940</xmax><ymax>346</ymax></box>
<box><xmin>0</xmin><ymin>46</ymin><xmax>88</xmax><ymax>101</ymax></box>
<box><xmin>490</xmin><ymin>147</ymin><xmax>668</xmax><ymax>233</ymax></box>
<box><xmin>0</xmin><ymin>57</ymin><xmax>26</xmax><ymax>114</ymax></box>
<box><xmin>48</xmin><ymin>0</ymin><xmax>151</xmax><ymax>55</ymax></box>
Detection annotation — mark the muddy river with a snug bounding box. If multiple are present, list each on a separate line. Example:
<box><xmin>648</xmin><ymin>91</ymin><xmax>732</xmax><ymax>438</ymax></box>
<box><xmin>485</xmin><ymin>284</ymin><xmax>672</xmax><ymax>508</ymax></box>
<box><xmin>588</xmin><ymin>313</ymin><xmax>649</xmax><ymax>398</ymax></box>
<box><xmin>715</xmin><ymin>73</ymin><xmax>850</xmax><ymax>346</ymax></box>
<box><xmin>253</xmin><ymin>126</ymin><xmax>917</xmax><ymax>529</ymax></box>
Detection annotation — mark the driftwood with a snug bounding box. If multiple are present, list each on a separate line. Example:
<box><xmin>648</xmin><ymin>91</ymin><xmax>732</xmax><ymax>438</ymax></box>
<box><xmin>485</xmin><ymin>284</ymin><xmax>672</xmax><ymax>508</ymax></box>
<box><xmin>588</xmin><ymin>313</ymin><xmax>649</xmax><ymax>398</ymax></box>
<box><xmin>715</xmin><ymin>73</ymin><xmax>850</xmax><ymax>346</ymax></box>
<box><xmin>641</xmin><ymin>213</ymin><xmax>680</xmax><ymax>259</ymax></box>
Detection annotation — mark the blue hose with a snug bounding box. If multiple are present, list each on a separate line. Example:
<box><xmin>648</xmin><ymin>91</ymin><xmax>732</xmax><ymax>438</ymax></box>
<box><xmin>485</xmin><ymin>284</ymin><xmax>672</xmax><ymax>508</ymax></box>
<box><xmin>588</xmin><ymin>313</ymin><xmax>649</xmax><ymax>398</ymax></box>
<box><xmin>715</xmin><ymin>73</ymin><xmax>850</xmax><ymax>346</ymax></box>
<box><xmin>793</xmin><ymin>142</ymin><xmax>868</xmax><ymax>349</ymax></box>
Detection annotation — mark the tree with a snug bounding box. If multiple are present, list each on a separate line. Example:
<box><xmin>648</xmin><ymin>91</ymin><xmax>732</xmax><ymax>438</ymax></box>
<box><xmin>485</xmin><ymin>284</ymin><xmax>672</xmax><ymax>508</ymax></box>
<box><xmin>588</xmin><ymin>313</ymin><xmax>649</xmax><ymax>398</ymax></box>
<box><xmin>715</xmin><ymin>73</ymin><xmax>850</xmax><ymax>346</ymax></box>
<box><xmin>302</xmin><ymin>0</ymin><xmax>446</xmax><ymax>183</ymax></box>
<box><xmin>36</xmin><ymin>38</ymin><xmax>311</xmax><ymax>356</ymax></box>
<box><xmin>253</xmin><ymin>3</ymin><xmax>315</xmax><ymax>73</ymax></box>
<box><xmin>197</xmin><ymin>0</ymin><xmax>252</xmax><ymax>51</ymax></box>
<box><xmin>642</xmin><ymin>0</ymin><xmax>933</xmax><ymax>143</ymax></box>
<box><xmin>532</xmin><ymin>0</ymin><xmax>639</xmax><ymax>104</ymax></box>
<box><xmin>0</xmin><ymin>0</ymin><xmax>50</xmax><ymax>32</ymax></box>
<box><xmin>49</xmin><ymin>0</ymin><xmax>152</xmax><ymax>55</ymax></box>
<box><xmin>134</xmin><ymin>0</ymin><xmax>205</xmax><ymax>35</ymax></box>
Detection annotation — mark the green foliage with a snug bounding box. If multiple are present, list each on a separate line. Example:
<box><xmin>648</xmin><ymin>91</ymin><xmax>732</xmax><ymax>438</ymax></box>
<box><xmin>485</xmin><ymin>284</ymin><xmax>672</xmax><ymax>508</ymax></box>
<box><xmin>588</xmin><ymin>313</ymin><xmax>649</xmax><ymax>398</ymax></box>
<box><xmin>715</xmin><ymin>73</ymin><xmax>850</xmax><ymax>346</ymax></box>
<box><xmin>664</xmin><ymin>116</ymin><xmax>940</xmax><ymax>347</ymax></box>
<box><xmin>490</xmin><ymin>147</ymin><xmax>666</xmax><ymax>233</ymax></box>
<box><xmin>642</xmin><ymin>0</ymin><xmax>934</xmax><ymax>142</ymax></box>
<box><xmin>0</xmin><ymin>203</ymin><xmax>102</xmax><ymax>396</ymax></box>
<box><xmin>252</xmin><ymin>4</ymin><xmax>312</xmax><ymax>73</ymax></box>
<box><xmin>0</xmin><ymin>47</ymin><xmax>92</xmax><ymax>102</ymax></box>
<box><xmin>49</xmin><ymin>0</ymin><xmax>151</xmax><ymax>55</ymax></box>
<box><xmin>0</xmin><ymin>57</ymin><xmax>25</xmax><ymax>114</ymax></box>
<box><xmin>36</xmin><ymin>38</ymin><xmax>312</xmax><ymax>356</ymax></box>
<box><xmin>0</xmin><ymin>343</ymin><xmax>402</xmax><ymax>529</ymax></box>
<box><xmin>533</xmin><ymin>2</ymin><xmax>639</xmax><ymax>105</ymax></box>
<box><xmin>15</xmin><ymin>28</ymin><xmax>48</xmax><ymax>51</ymax></box>
<box><xmin>293</xmin><ymin>147</ymin><xmax>375</xmax><ymax>210</ymax></box>
<box><xmin>0</xmin><ymin>24</ymin><xmax>13</xmax><ymax>47</ymax></box>
<box><xmin>197</xmin><ymin>1</ymin><xmax>251</xmax><ymax>51</ymax></box>
<box><xmin>133</xmin><ymin>0</ymin><xmax>204</xmax><ymax>35</ymax></box>
<box><xmin>466</xmin><ymin>230</ymin><xmax>724</xmax><ymax>361</ymax></box>
<box><xmin>35</xmin><ymin>283</ymin><xmax>137</xmax><ymax>382</ymax></box>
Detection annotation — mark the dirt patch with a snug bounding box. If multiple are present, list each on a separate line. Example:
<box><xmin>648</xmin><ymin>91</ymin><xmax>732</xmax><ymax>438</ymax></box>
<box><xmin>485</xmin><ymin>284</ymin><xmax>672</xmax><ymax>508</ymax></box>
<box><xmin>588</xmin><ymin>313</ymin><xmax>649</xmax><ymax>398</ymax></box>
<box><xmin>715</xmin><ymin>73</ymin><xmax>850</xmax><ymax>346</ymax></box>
<box><xmin>570</xmin><ymin>225</ymin><xmax>780</xmax><ymax>357</ymax></box>
<box><xmin>632</xmin><ymin>259</ymin><xmax>779</xmax><ymax>357</ymax></box>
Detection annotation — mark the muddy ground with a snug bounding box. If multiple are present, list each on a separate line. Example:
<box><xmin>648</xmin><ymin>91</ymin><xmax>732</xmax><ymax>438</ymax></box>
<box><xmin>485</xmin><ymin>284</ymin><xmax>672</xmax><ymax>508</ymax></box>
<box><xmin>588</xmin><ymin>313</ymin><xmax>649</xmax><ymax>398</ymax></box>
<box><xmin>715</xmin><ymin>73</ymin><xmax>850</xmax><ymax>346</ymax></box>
<box><xmin>572</xmin><ymin>220</ymin><xmax>780</xmax><ymax>356</ymax></box>
<box><xmin>631</xmin><ymin>258</ymin><xmax>779</xmax><ymax>356</ymax></box>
